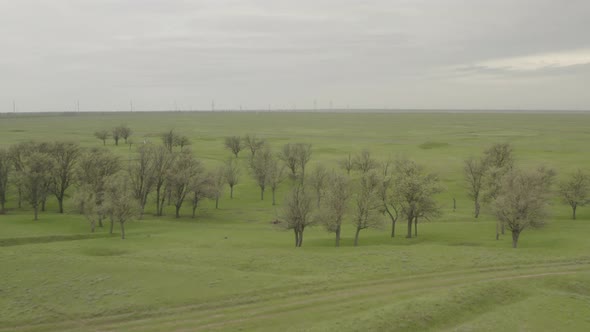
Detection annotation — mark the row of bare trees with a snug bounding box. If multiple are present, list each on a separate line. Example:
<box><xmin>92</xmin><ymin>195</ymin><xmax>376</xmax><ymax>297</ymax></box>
<box><xmin>2</xmin><ymin>136</ymin><xmax>586</xmax><ymax>247</ymax></box>
<box><xmin>282</xmin><ymin>157</ymin><xmax>443</xmax><ymax>247</ymax></box>
<box><xmin>94</xmin><ymin>124</ymin><xmax>133</xmax><ymax>146</ymax></box>
<box><xmin>464</xmin><ymin>143</ymin><xmax>588</xmax><ymax>247</ymax></box>
<box><xmin>0</xmin><ymin>141</ymin><xmax>80</xmax><ymax>218</ymax></box>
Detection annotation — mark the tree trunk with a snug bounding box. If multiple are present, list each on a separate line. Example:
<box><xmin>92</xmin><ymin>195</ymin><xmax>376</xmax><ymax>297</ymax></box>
<box><xmin>159</xmin><ymin>196</ymin><xmax>166</xmax><ymax>216</ymax></box>
<box><xmin>90</xmin><ymin>222</ymin><xmax>95</xmax><ymax>233</ymax></box>
<box><xmin>215</xmin><ymin>196</ymin><xmax>219</xmax><ymax>209</ymax></box>
<box><xmin>414</xmin><ymin>216</ymin><xmax>418</xmax><ymax>237</ymax></box>
<box><xmin>354</xmin><ymin>227</ymin><xmax>361</xmax><ymax>246</ymax></box>
<box><xmin>512</xmin><ymin>230</ymin><xmax>520</xmax><ymax>248</ymax></box>
<box><xmin>102</xmin><ymin>139</ymin><xmax>106</xmax><ymax>146</ymax></box>
<box><xmin>115</xmin><ymin>138</ymin><xmax>119</xmax><ymax>146</ymax></box>
<box><xmin>41</xmin><ymin>198</ymin><xmax>46</xmax><ymax>212</ymax></box>
<box><xmin>474</xmin><ymin>199</ymin><xmax>480</xmax><ymax>218</ymax></box>
<box><xmin>384</xmin><ymin>207</ymin><xmax>396</xmax><ymax>238</ymax></box>
<box><xmin>406</xmin><ymin>215</ymin><xmax>413</xmax><ymax>238</ymax></box>
<box><xmin>34</xmin><ymin>205</ymin><xmax>39</xmax><ymax>221</ymax></box>
<box><xmin>0</xmin><ymin>201</ymin><xmax>5</xmax><ymax>214</ymax></box>
<box><xmin>297</xmin><ymin>230</ymin><xmax>304</xmax><ymax>247</ymax></box>
<box><xmin>98</xmin><ymin>215</ymin><xmax>103</xmax><ymax>228</ymax></box>
<box><xmin>120</xmin><ymin>222</ymin><xmax>125</xmax><ymax>239</ymax></box>
<box><xmin>192</xmin><ymin>202</ymin><xmax>197</xmax><ymax>218</ymax></box>
<box><xmin>573</xmin><ymin>204</ymin><xmax>577</xmax><ymax>220</ymax></box>
<box><xmin>18</xmin><ymin>187</ymin><xmax>22</xmax><ymax>208</ymax></box>
<box><xmin>260</xmin><ymin>187</ymin><xmax>264</xmax><ymax>200</ymax></box>
<box><xmin>58</xmin><ymin>198</ymin><xmax>64</xmax><ymax>214</ymax></box>
<box><xmin>496</xmin><ymin>221</ymin><xmax>500</xmax><ymax>240</ymax></box>
<box><xmin>175</xmin><ymin>205</ymin><xmax>181</xmax><ymax>218</ymax></box>
<box><xmin>230</xmin><ymin>185</ymin><xmax>234</xmax><ymax>199</ymax></box>
<box><xmin>294</xmin><ymin>229</ymin><xmax>299</xmax><ymax>247</ymax></box>
<box><xmin>109</xmin><ymin>219</ymin><xmax>114</xmax><ymax>234</ymax></box>
<box><xmin>501</xmin><ymin>223</ymin><xmax>505</xmax><ymax>235</ymax></box>
<box><xmin>335</xmin><ymin>225</ymin><xmax>341</xmax><ymax>247</ymax></box>
<box><xmin>155</xmin><ymin>186</ymin><xmax>161</xmax><ymax>216</ymax></box>
<box><xmin>272</xmin><ymin>189</ymin><xmax>276</xmax><ymax>206</ymax></box>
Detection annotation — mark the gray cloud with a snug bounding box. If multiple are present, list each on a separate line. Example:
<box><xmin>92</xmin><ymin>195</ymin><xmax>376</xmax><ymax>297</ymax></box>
<box><xmin>1</xmin><ymin>0</ymin><xmax>590</xmax><ymax>111</ymax></box>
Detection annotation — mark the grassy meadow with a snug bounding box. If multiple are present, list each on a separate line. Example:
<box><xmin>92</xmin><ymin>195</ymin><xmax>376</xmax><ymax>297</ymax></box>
<box><xmin>1</xmin><ymin>111</ymin><xmax>590</xmax><ymax>331</ymax></box>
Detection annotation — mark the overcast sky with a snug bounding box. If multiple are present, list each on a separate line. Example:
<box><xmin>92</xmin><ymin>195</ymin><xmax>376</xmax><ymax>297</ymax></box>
<box><xmin>2</xmin><ymin>0</ymin><xmax>590</xmax><ymax>112</ymax></box>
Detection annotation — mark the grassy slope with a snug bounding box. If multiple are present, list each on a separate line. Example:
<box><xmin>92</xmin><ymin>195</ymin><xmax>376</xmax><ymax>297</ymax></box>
<box><xmin>1</xmin><ymin>111</ymin><xmax>590</xmax><ymax>331</ymax></box>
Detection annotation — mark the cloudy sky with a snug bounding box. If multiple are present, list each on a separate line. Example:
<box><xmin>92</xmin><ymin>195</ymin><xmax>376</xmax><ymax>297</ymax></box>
<box><xmin>1</xmin><ymin>0</ymin><xmax>590</xmax><ymax>112</ymax></box>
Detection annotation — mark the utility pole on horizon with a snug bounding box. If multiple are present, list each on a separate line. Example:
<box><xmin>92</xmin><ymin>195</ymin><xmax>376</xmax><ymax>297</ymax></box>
<box><xmin>130</xmin><ymin>100</ymin><xmax>134</xmax><ymax>112</ymax></box>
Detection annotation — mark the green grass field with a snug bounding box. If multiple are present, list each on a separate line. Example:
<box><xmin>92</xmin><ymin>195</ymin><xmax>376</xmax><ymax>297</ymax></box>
<box><xmin>1</xmin><ymin>111</ymin><xmax>590</xmax><ymax>331</ymax></box>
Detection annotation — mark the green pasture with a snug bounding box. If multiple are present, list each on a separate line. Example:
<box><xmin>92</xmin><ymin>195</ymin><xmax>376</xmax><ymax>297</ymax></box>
<box><xmin>1</xmin><ymin>111</ymin><xmax>590</xmax><ymax>331</ymax></box>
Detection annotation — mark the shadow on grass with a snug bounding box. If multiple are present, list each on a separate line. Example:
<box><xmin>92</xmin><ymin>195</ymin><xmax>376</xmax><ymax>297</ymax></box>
<box><xmin>0</xmin><ymin>233</ymin><xmax>111</xmax><ymax>247</ymax></box>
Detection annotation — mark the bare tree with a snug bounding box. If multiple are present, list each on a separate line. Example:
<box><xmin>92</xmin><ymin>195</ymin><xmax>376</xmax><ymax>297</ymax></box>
<box><xmin>211</xmin><ymin>168</ymin><xmax>225</xmax><ymax>209</ymax></box>
<box><xmin>352</xmin><ymin>172</ymin><xmax>382</xmax><ymax>246</ymax></box>
<box><xmin>48</xmin><ymin>142</ymin><xmax>80</xmax><ymax>213</ymax></box>
<box><xmin>559</xmin><ymin>169</ymin><xmax>590</xmax><ymax>220</ymax></box>
<box><xmin>353</xmin><ymin>149</ymin><xmax>378</xmax><ymax>174</ymax></box>
<box><xmin>161</xmin><ymin>129</ymin><xmax>178</xmax><ymax>152</ymax></box>
<box><xmin>174</xmin><ymin>135</ymin><xmax>191</xmax><ymax>151</ymax></box>
<box><xmin>413</xmin><ymin>186</ymin><xmax>442</xmax><ymax>237</ymax></box>
<box><xmin>153</xmin><ymin>146</ymin><xmax>175</xmax><ymax>216</ymax></box>
<box><xmin>19</xmin><ymin>152</ymin><xmax>55</xmax><ymax>220</ymax></box>
<box><xmin>483</xmin><ymin>143</ymin><xmax>514</xmax><ymax>239</ymax></box>
<box><xmin>225</xmin><ymin>136</ymin><xmax>243</xmax><ymax>158</ymax></box>
<box><xmin>378</xmin><ymin>170</ymin><xmax>400</xmax><ymax>238</ymax></box>
<box><xmin>393</xmin><ymin>159</ymin><xmax>443</xmax><ymax>238</ymax></box>
<box><xmin>102</xmin><ymin>174</ymin><xmax>139</xmax><ymax>239</ymax></box>
<box><xmin>244</xmin><ymin>134</ymin><xmax>266</xmax><ymax>157</ymax></box>
<box><xmin>308</xmin><ymin>164</ymin><xmax>329</xmax><ymax>208</ymax></box>
<box><xmin>338</xmin><ymin>153</ymin><xmax>354</xmax><ymax>176</ymax></box>
<box><xmin>129</xmin><ymin>145</ymin><xmax>157</xmax><ymax>218</ymax></box>
<box><xmin>492</xmin><ymin>167</ymin><xmax>555</xmax><ymax>248</ymax></box>
<box><xmin>484</xmin><ymin>143</ymin><xmax>514</xmax><ymax>172</ymax></box>
<box><xmin>279</xmin><ymin>143</ymin><xmax>298</xmax><ymax>177</ymax></box>
<box><xmin>9</xmin><ymin>142</ymin><xmax>38</xmax><ymax>208</ymax></box>
<box><xmin>224</xmin><ymin>158</ymin><xmax>240</xmax><ymax>199</ymax></box>
<box><xmin>33</xmin><ymin>143</ymin><xmax>54</xmax><ymax>212</ymax></box>
<box><xmin>112</xmin><ymin>126</ymin><xmax>122</xmax><ymax>146</ymax></box>
<box><xmin>464</xmin><ymin>157</ymin><xmax>486</xmax><ymax>218</ymax></box>
<box><xmin>166</xmin><ymin>151</ymin><xmax>203</xmax><ymax>218</ymax></box>
<box><xmin>319</xmin><ymin>173</ymin><xmax>350</xmax><ymax>247</ymax></box>
<box><xmin>268</xmin><ymin>157</ymin><xmax>286</xmax><ymax>206</ymax></box>
<box><xmin>71</xmin><ymin>184</ymin><xmax>100</xmax><ymax>232</ymax></box>
<box><xmin>282</xmin><ymin>185</ymin><xmax>314</xmax><ymax>247</ymax></box>
<box><xmin>94</xmin><ymin>130</ymin><xmax>110</xmax><ymax>146</ymax></box>
<box><xmin>77</xmin><ymin>148</ymin><xmax>121</xmax><ymax>227</ymax></box>
<box><xmin>294</xmin><ymin>143</ymin><xmax>312</xmax><ymax>183</ymax></box>
<box><xmin>249</xmin><ymin>147</ymin><xmax>273</xmax><ymax>200</ymax></box>
<box><xmin>119</xmin><ymin>124</ymin><xmax>133</xmax><ymax>144</ymax></box>
<box><xmin>189</xmin><ymin>173</ymin><xmax>214</xmax><ymax>218</ymax></box>
<box><xmin>0</xmin><ymin>149</ymin><xmax>10</xmax><ymax>214</ymax></box>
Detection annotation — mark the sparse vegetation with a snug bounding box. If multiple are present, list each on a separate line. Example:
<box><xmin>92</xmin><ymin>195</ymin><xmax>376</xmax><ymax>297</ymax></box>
<box><xmin>2</xmin><ymin>112</ymin><xmax>590</xmax><ymax>331</ymax></box>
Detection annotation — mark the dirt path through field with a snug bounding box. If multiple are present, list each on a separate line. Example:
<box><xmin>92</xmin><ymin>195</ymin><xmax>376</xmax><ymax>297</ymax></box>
<box><xmin>4</xmin><ymin>260</ymin><xmax>589</xmax><ymax>332</ymax></box>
